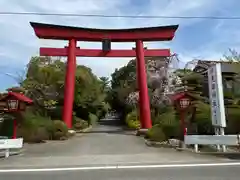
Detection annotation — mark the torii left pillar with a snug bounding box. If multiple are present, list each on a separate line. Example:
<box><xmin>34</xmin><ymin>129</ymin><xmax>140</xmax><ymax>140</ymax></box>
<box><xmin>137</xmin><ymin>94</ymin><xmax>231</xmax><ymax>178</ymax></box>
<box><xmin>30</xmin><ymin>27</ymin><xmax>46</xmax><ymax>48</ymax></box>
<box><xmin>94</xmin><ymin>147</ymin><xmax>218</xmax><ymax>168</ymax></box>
<box><xmin>63</xmin><ymin>39</ymin><xmax>76</xmax><ymax>128</ymax></box>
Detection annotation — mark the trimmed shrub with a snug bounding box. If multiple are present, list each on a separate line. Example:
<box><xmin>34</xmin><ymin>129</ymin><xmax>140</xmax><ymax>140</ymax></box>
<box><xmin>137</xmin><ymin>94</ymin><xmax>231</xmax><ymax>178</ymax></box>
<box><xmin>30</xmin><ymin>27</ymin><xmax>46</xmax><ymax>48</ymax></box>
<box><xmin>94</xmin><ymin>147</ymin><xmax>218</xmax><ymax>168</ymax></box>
<box><xmin>146</xmin><ymin>125</ymin><xmax>166</xmax><ymax>142</ymax></box>
<box><xmin>153</xmin><ymin>109</ymin><xmax>180</xmax><ymax>139</ymax></box>
<box><xmin>161</xmin><ymin>121</ymin><xmax>180</xmax><ymax>140</ymax></box>
<box><xmin>48</xmin><ymin>106</ymin><xmax>63</xmax><ymax>120</ymax></box>
<box><xmin>0</xmin><ymin>115</ymin><xmax>15</xmax><ymax>139</ymax></box>
<box><xmin>125</xmin><ymin>110</ymin><xmax>140</xmax><ymax>129</ymax></box>
<box><xmin>226</xmin><ymin>106</ymin><xmax>240</xmax><ymax>134</ymax></box>
<box><xmin>25</xmin><ymin>127</ymin><xmax>50</xmax><ymax>143</ymax></box>
<box><xmin>88</xmin><ymin>113</ymin><xmax>98</xmax><ymax>125</ymax></box>
<box><xmin>194</xmin><ymin>101</ymin><xmax>213</xmax><ymax>135</ymax></box>
<box><xmin>127</xmin><ymin>119</ymin><xmax>141</xmax><ymax>129</ymax></box>
<box><xmin>52</xmin><ymin>120</ymin><xmax>68</xmax><ymax>140</ymax></box>
<box><xmin>73</xmin><ymin>116</ymin><xmax>88</xmax><ymax>130</ymax></box>
<box><xmin>18</xmin><ymin>111</ymin><xmax>54</xmax><ymax>143</ymax></box>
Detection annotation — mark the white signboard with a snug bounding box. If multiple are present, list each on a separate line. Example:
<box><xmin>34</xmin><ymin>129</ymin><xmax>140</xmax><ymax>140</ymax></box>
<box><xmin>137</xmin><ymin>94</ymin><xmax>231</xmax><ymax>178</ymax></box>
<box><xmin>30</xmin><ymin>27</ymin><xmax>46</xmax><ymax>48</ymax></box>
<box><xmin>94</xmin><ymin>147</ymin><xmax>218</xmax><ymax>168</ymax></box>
<box><xmin>0</xmin><ymin>138</ymin><xmax>23</xmax><ymax>149</ymax></box>
<box><xmin>208</xmin><ymin>63</ymin><xmax>226</xmax><ymax>127</ymax></box>
<box><xmin>185</xmin><ymin>135</ymin><xmax>239</xmax><ymax>145</ymax></box>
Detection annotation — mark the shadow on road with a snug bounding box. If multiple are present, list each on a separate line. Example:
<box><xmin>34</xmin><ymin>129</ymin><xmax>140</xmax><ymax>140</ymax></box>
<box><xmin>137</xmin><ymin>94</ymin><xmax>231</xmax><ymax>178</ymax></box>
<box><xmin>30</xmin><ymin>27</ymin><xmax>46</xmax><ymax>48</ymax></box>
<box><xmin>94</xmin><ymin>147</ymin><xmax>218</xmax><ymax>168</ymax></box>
<box><xmin>82</xmin><ymin>129</ymin><xmax>136</xmax><ymax>135</ymax></box>
<box><xmin>97</xmin><ymin>118</ymin><xmax>124</xmax><ymax>126</ymax></box>
<box><xmin>210</xmin><ymin>153</ymin><xmax>240</xmax><ymax>160</ymax></box>
<box><xmin>82</xmin><ymin>118</ymin><xmax>136</xmax><ymax>136</ymax></box>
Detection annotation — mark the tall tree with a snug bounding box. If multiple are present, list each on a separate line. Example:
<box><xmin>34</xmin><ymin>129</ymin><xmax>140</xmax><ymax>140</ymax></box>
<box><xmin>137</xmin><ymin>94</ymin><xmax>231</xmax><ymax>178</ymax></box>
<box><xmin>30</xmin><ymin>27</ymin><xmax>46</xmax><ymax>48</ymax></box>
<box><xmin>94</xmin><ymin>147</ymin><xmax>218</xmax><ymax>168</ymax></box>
<box><xmin>22</xmin><ymin>56</ymin><xmax>65</xmax><ymax>115</ymax></box>
<box><xmin>222</xmin><ymin>49</ymin><xmax>240</xmax><ymax>62</ymax></box>
<box><xmin>74</xmin><ymin>65</ymin><xmax>109</xmax><ymax>119</ymax></box>
<box><xmin>19</xmin><ymin>56</ymin><xmax>109</xmax><ymax>120</ymax></box>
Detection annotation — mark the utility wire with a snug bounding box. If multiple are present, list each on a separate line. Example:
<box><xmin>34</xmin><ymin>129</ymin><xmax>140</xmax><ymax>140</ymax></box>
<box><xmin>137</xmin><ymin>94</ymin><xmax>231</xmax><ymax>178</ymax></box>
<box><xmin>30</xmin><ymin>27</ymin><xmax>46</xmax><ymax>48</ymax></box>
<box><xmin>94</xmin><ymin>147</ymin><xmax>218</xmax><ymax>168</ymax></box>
<box><xmin>0</xmin><ymin>11</ymin><xmax>240</xmax><ymax>20</ymax></box>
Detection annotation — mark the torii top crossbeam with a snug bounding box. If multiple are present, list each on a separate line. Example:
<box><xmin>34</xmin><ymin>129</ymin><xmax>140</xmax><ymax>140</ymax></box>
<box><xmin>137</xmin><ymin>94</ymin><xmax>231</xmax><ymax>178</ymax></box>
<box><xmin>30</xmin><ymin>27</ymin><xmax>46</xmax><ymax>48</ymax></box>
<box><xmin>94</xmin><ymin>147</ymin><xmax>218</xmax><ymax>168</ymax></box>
<box><xmin>30</xmin><ymin>22</ymin><xmax>178</xmax><ymax>42</ymax></box>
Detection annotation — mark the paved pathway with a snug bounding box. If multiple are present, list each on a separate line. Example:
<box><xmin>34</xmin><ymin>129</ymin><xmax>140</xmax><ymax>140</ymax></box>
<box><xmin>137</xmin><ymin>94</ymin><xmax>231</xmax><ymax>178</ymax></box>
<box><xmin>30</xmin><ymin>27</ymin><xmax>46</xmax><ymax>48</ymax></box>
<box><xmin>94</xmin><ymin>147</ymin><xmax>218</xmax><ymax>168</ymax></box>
<box><xmin>0</xmin><ymin>118</ymin><xmax>234</xmax><ymax>168</ymax></box>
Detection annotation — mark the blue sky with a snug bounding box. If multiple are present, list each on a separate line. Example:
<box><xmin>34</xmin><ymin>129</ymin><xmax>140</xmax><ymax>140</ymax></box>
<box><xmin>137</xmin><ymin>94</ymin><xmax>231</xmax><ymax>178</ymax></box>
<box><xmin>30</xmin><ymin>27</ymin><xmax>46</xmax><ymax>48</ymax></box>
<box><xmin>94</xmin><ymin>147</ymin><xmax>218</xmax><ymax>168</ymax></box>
<box><xmin>0</xmin><ymin>0</ymin><xmax>240</xmax><ymax>91</ymax></box>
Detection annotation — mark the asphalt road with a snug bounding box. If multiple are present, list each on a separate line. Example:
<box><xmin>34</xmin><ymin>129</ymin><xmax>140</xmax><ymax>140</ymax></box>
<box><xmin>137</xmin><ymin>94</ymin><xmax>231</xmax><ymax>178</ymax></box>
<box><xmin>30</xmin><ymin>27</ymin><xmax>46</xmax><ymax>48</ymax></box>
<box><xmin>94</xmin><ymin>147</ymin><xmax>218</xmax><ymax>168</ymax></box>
<box><xmin>0</xmin><ymin>118</ymin><xmax>230</xmax><ymax>169</ymax></box>
<box><xmin>1</xmin><ymin>165</ymin><xmax>240</xmax><ymax>180</ymax></box>
<box><xmin>0</xmin><ymin>117</ymin><xmax>239</xmax><ymax>179</ymax></box>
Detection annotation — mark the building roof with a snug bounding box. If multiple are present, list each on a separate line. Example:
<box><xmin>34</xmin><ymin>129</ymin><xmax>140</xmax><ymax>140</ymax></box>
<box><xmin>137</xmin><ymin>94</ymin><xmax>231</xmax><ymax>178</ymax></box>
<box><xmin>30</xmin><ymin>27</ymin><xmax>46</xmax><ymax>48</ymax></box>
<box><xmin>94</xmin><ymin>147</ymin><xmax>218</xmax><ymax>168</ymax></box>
<box><xmin>193</xmin><ymin>60</ymin><xmax>240</xmax><ymax>74</ymax></box>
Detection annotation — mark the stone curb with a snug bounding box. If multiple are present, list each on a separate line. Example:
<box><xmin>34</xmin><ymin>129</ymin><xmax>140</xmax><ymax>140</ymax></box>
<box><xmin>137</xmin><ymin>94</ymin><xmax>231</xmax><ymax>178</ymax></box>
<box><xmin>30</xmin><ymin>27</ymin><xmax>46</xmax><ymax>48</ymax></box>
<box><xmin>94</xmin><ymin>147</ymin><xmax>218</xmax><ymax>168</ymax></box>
<box><xmin>176</xmin><ymin>147</ymin><xmax>240</xmax><ymax>155</ymax></box>
<box><xmin>144</xmin><ymin>139</ymin><xmax>177</xmax><ymax>148</ymax></box>
<box><xmin>19</xmin><ymin>126</ymin><xmax>93</xmax><ymax>147</ymax></box>
<box><xmin>75</xmin><ymin>126</ymin><xmax>93</xmax><ymax>134</ymax></box>
<box><xmin>146</xmin><ymin>139</ymin><xmax>240</xmax><ymax>155</ymax></box>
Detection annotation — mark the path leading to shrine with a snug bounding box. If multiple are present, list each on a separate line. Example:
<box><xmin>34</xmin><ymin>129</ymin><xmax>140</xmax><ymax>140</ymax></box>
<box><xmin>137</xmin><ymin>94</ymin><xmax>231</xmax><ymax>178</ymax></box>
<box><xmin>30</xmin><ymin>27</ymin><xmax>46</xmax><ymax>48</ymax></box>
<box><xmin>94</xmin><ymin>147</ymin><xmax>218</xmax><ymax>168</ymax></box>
<box><xmin>0</xmin><ymin>117</ymin><xmax>234</xmax><ymax>169</ymax></box>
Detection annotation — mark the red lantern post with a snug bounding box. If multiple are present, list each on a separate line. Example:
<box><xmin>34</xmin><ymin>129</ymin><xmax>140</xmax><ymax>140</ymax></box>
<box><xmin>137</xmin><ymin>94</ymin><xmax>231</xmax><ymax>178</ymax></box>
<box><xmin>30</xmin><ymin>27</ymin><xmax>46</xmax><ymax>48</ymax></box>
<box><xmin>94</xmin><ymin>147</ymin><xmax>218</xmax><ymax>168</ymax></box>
<box><xmin>0</xmin><ymin>92</ymin><xmax>33</xmax><ymax>139</ymax></box>
<box><xmin>7</xmin><ymin>99</ymin><xmax>19</xmax><ymax>139</ymax></box>
<box><xmin>171</xmin><ymin>92</ymin><xmax>195</xmax><ymax>142</ymax></box>
<box><xmin>179</xmin><ymin>98</ymin><xmax>191</xmax><ymax>136</ymax></box>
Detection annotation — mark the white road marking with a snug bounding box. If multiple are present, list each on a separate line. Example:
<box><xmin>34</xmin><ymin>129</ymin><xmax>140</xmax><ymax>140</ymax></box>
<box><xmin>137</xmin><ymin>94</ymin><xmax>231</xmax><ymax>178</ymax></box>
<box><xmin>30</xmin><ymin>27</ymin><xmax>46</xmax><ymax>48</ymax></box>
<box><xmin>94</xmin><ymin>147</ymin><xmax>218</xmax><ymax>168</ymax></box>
<box><xmin>0</xmin><ymin>162</ymin><xmax>240</xmax><ymax>173</ymax></box>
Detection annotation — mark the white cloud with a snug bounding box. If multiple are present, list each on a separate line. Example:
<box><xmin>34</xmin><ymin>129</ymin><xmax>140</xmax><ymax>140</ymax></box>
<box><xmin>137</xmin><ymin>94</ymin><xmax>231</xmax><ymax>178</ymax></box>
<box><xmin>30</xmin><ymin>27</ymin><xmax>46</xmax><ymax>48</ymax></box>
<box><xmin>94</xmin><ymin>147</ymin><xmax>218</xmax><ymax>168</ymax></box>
<box><xmin>0</xmin><ymin>0</ymin><xmax>238</xmax><ymax>81</ymax></box>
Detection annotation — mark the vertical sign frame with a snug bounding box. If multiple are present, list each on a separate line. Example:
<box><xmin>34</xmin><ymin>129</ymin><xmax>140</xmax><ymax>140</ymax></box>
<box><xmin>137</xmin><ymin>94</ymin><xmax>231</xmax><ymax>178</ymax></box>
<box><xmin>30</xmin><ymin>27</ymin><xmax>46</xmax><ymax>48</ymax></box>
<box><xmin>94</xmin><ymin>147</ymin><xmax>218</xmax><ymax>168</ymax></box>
<box><xmin>208</xmin><ymin>63</ymin><xmax>226</xmax><ymax>127</ymax></box>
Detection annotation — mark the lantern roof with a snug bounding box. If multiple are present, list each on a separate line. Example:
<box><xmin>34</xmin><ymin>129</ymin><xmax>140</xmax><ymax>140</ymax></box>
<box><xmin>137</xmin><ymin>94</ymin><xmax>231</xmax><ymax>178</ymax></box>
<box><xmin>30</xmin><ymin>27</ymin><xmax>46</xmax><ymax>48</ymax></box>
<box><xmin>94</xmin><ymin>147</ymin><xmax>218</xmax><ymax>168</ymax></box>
<box><xmin>170</xmin><ymin>92</ymin><xmax>196</xmax><ymax>102</ymax></box>
<box><xmin>1</xmin><ymin>92</ymin><xmax>33</xmax><ymax>104</ymax></box>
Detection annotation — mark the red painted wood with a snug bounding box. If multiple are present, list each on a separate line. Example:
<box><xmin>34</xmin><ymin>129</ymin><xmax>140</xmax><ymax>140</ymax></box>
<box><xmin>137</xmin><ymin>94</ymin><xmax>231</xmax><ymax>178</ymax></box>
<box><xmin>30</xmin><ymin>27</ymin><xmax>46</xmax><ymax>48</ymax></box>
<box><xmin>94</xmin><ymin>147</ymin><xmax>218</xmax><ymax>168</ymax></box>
<box><xmin>12</xmin><ymin>120</ymin><xmax>17</xmax><ymax>139</ymax></box>
<box><xmin>40</xmin><ymin>48</ymin><xmax>171</xmax><ymax>57</ymax></box>
<box><xmin>30</xmin><ymin>22</ymin><xmax>178</xmax><ymax>42</ymax></box>
<box><xmin>136</xmin><ymin>40</ymin><xmax>152</xmax><ymax>129</ymax></box>
<box><xmin>8</xmin><ymin>92</ymin><xmax>33</xmax><ymax>104</ymax></box>
<box><xmin>62</xmin><ymin>39</ymin><xmax>76</xmax><ymax>128</ymax></box>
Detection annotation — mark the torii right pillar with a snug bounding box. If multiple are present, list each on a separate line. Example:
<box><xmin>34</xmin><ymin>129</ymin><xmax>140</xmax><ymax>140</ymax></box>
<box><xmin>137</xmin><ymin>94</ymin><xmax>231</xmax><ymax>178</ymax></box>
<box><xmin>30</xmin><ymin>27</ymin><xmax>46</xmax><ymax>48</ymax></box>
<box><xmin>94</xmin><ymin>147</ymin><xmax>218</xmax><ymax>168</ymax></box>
<box><xmin>136</xmin><ymin>40</ymin><xmax>152</xmax><ymax>129</ymax></box>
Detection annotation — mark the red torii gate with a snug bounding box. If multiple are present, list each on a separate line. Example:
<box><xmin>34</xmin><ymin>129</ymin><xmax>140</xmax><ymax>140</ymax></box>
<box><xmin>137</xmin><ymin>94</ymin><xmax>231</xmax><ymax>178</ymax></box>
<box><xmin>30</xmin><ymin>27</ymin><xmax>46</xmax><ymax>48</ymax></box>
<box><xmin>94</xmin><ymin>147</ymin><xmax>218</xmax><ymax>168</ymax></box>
<box><xmin>30</xmin><ymin>22</ymin><xmax>178</xmax><ymax>129</ymax></box>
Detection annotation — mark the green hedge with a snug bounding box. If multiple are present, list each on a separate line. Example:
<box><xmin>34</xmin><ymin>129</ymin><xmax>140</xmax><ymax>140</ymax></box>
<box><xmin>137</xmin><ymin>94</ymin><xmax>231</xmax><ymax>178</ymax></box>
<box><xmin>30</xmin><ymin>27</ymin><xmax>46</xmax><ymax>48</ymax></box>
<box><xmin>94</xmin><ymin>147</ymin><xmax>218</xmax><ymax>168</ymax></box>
<box><xmin>226</xmin><ymin>107</ymin><xmax>240</xmax><ymax>134</ymax></box>
<box><xmin>193</xmin><ymin>101</ymin><xmax>213</xmax><ymax>135</ymax></box>
<box><xmin>189</xmin><ymin>102</ymin><xmax>240</xmax><ymax>135</ymax></box>
<box><xmin>0</xmin><ymin>116</ymin><xmax>14</xmax><ymax>139</ymax></box>
<box><xmin>88</xmin><ymin>113</ymin><xmax>98</xmax><ymax>125</ymax></box>
<box><xmin>147</xmin><ymin>109</ymin><xmax>179</xmax><ymax>141</ymax></box>
<box><xmin>146</xmin><ymin>125</ymin><xmax>166</xmax><ymax>142</ymax></box>
<box><xmin>18</xmin><ymin>110</ymin><xmax>69</xmax><ymax>142</ymax></box>
<box><xmin>52</xmin><ymin>120</ymin><xmax>68</xmax><ymax>140</ymax></box>
<box><xmin>18</xmin><ymin>111</ymin><xmax>54</xmax><ymax>143</ymax></box>
<box><xmin>73</xmin><ymin>116</ymin><xmax>88</xmax><ymax>130</ymax></box>
<box><xmin>125</xmin><ymin>110</ymin><xmax>140</xmax><ymax>129</ymax></box>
